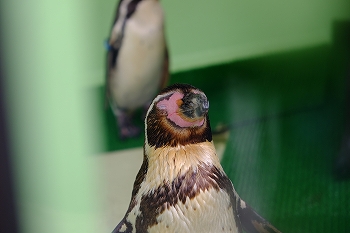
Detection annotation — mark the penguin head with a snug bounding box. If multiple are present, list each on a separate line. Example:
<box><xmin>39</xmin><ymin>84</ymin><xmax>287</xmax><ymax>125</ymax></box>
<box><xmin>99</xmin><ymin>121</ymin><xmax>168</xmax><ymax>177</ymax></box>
<box><xmin>145</xmin><ymin>83</ymin><xmax>212</xmax><ymax>148</ymax></box>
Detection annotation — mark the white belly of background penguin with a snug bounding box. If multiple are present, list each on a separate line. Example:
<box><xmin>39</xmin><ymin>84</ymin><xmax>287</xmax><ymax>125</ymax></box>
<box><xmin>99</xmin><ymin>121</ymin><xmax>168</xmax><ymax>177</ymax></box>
<box><xmin>111</xmin><ymin>83</ymin><xmax>282</xmax><ymax>233</ymax></box>
<box><xmin>106</xmin><ymin>0</ymin><xmax>169</xmax><ymax>139</ymax></box>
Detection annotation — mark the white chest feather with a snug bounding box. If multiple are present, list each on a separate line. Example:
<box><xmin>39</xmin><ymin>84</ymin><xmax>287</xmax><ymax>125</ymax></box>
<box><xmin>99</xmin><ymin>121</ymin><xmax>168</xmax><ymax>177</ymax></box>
<box><xmin>122</xmin><ymin>187</ymin><xmax>238</xmax><ymax>233</ymax></box>
<box><xmin>120</xmin><ymin>142</ymin><xmax>240</xmax><ymax>233</ymax></box>
<box><xmin>149</xmin><ymin>188</ymin><xmax>239</xmax><ymax>233</ymax></box>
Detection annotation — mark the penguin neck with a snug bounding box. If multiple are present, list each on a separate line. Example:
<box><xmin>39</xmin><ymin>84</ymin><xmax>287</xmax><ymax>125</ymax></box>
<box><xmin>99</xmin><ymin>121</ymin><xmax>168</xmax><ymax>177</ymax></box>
<box><xmin>131</xmin><ymin>0</ymin><xmax>164</xmax><ymax>29</ymax></box>
<box><xmin>143</xmin><ymin>141</ymin><xmax>223</xmax><ymax>190</ymax></box>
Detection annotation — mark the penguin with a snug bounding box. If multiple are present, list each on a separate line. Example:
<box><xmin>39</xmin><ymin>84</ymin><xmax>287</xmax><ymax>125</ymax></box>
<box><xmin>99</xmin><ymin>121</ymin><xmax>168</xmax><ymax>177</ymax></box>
<box><xmin>106</xmin><ymin>0</ymin><xmax>169</xmax><ymax>139</ymax></box>
<box><xmin>112</xmin><ymin>83</ymin><xmax>281</xmax><ymax>233</ymax></box>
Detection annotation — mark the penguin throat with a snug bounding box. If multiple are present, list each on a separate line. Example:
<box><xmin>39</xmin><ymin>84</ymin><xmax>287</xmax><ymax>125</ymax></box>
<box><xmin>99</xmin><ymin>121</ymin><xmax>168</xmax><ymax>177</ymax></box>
<box><xmin>144</xmin><ymin>142</ymin><xmax>223</xmax><ymax>190</ymax></box>
<box><xmin>156</xmin><ymin>92</ymin><xmax>204</xmax><ymax>128</ymax></box>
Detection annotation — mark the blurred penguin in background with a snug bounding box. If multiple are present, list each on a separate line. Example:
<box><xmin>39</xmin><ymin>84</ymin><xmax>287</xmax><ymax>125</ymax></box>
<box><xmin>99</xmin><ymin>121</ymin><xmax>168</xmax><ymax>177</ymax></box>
<box><xmin>106</xmin><ymin>0</ymin><xmax>169</xmax><ymax>139</ymax></box>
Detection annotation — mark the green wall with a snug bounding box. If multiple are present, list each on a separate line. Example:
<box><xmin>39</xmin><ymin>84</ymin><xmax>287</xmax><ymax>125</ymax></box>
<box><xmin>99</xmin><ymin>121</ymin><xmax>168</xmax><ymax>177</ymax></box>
<box><xmin>0</xmin><ymin>0</ymin><xmax>349</xmax><ymax>233</ymax></box>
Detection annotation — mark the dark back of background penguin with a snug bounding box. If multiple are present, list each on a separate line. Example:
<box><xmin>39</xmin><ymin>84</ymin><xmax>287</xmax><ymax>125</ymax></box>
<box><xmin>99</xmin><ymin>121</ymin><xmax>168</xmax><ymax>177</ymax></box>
<box><xmin>106</xmin><ymin>0</ymin><xmax>169</xmax><ymax>139</ymax></box>
<box><xmin>111</xmin><ymin>83</ymin><xmax>282</xmax><ymax>233</ymax></box>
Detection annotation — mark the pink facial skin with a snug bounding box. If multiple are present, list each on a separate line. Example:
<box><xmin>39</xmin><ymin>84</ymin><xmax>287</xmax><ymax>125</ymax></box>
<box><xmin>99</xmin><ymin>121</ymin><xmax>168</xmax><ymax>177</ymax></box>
<box><xmin>157</xmin><ymin>92</ymin><xmax>204</xmax><ymax>128</ymax></box>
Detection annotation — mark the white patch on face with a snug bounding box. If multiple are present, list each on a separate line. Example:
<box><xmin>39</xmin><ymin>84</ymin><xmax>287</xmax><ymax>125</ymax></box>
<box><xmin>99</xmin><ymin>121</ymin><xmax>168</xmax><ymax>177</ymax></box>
<box><xmin>145</xmin><ymin>91</ymin><xmax>175</xmax><ymax>144</ymax></box>
<box><xmin>240</xmin><ymin>199</ymin><xmax>246</xmax><ymax>209</ymax></box>
<box><xmin>156</xmin><ymin>91</ymin><xmax>183</xmax><ymax>112</ymax></box>
<box><xmin>148</xmin><ymin>188</ymin><xmax>239</xmax><ymax>233</ymax></box>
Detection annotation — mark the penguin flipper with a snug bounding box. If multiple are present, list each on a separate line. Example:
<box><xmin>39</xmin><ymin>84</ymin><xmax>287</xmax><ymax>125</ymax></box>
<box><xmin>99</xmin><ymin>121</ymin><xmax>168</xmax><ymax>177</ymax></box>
<box><xmin>111</xmin><ymin>217</ymin><xmax>133</xmax><ymax>233</ymax></box>
<box><xmin>237</xmin><ymin>199</ymin><xmax>281</xmax><ymax>233</ymax></box>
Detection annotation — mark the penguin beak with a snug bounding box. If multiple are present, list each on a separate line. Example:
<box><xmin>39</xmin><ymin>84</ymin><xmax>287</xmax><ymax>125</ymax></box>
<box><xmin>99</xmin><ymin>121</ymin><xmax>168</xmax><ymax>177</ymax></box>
<box><xmin>180</xmin><ymin>92</ymin><xmax>209</xmax><ymax>120</ymax></box>
<box><xmin>193</xmin><ymin>93</ymin><xmax>209</xmax><ymax>117</ymax></box>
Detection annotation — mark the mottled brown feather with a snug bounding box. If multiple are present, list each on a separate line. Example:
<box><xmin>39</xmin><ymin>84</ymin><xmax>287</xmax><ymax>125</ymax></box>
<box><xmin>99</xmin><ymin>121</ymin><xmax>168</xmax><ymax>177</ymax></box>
<box><xmin>135</xmin><ymin>162</ymin><xmax>242</xmax><ymax>232</ymax></box>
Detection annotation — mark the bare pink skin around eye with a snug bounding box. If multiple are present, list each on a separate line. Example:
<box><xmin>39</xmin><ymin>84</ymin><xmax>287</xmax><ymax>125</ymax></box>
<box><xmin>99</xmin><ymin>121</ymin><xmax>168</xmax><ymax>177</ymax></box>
<box><xmin>156</xmin><ymin>92</ymin><xmax>204</xmax><ymax>128</ymax></box>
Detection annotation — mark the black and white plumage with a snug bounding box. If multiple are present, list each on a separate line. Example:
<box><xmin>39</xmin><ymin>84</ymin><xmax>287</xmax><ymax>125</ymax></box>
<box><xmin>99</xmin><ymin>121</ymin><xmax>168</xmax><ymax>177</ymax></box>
<box><xmin>112</xmin><ymin>83</ymin><xmax>281</xmax><ymax>233</ymax></box>
<box><xmin>106</xmin><ymin>0</ymin><xmax>169</xmax><ymax>139</ymax></box>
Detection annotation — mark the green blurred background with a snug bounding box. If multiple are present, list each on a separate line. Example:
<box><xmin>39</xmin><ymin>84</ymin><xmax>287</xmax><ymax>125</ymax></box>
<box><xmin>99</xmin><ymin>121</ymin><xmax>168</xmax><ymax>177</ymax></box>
<box><xmin>0</xmin><ymin>0</ymin><xmax>349</xmax><ymax>232</ymax></box>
